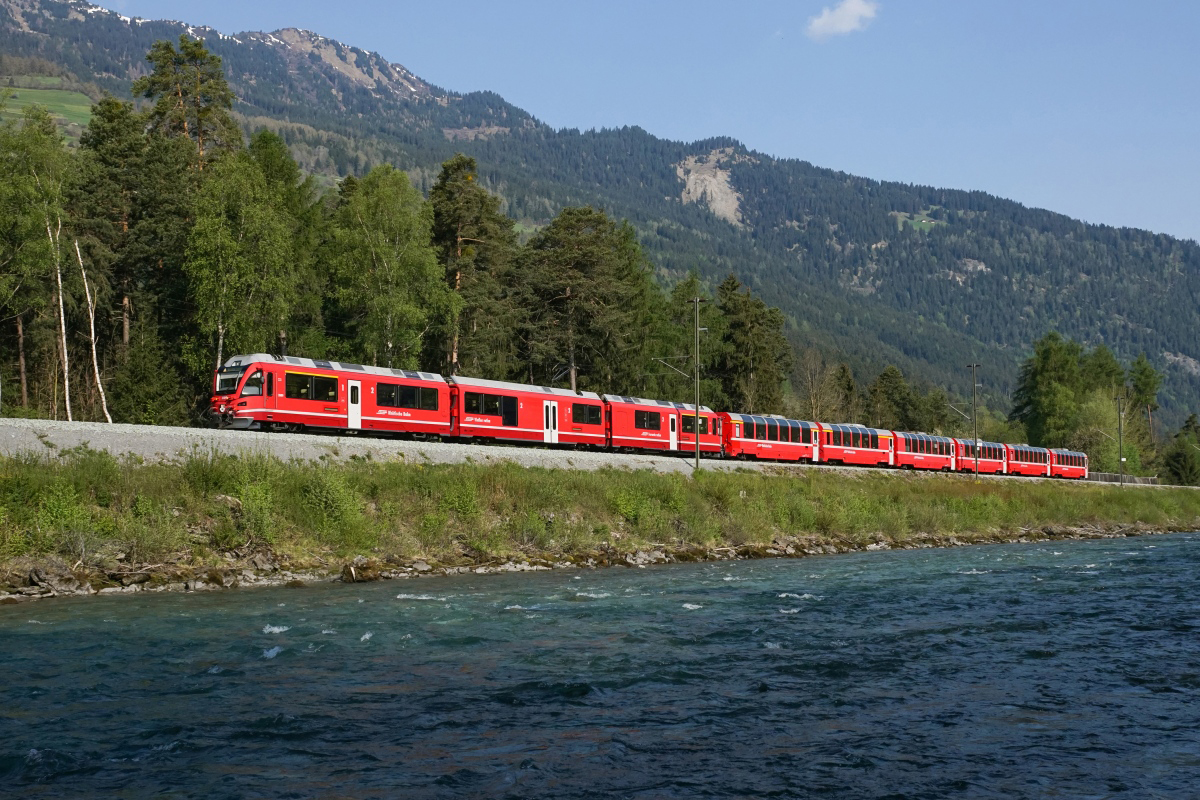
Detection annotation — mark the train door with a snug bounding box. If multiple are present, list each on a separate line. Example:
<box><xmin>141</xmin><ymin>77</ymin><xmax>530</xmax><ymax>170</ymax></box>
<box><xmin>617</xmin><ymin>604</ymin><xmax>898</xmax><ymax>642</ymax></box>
<box><xmin>347</xmin><ymin>380</ymin><xmax>361</xmax><ymax>429</ymax></box>
<box><xmin>542</xmin><ymin>400</ymin><xmax>558</xmax><ymax>444</ymax></box>
<box><xmin>669</xmin><ymin>413</ymin><xmax>678</xmax><ymax>450</ymax></box>
<box><xmin>264</xmin><ymin>370</ymin><xmax>277</xmax><ymax>411</ymax></box>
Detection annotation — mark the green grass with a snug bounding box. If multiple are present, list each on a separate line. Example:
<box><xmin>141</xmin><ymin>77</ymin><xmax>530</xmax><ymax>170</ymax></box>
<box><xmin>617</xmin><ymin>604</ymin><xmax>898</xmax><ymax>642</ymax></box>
<box><xmin>1</xmin><ymin>88</ymin><xmax>93</xmax><ymax>128</ymax></box>
<box><xmin>2</xmin><ymin>76</ymin><xmax>66</xmax><ymax>89</ymax></box>
<box><xmin>2</xmin><ymin>448</ymin><xmax>1197</xmax><ymax>570</ymax></box>
<box><xmin>891</xmin><ymin>206</ymin><xmax>949</xmax><ymax>231</ymax></box>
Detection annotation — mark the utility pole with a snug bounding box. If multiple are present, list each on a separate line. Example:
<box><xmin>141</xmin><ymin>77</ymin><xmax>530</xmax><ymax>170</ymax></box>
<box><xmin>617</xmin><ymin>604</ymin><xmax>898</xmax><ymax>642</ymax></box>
<box><xmin>968</xmin><ymin>363</ymin><xmax>980</xmax><ymax>482</ymax></box>
<box><xmin>694</xmin><ymin>296</ymin><xmax>700</xmax><ymax>472</ymax></box>
<box><xmin>1115</xmin><ymin>394</ymin><xmax>1125</xmax><ymax>487</ymax></box>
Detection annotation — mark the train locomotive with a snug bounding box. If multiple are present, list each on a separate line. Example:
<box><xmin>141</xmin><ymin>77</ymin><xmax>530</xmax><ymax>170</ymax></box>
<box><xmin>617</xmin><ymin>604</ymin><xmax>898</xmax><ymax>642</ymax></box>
<box><xmin>211</xmin><ymin>354</ymin><xmax>1088</xmax><ymax>480</ymax></box>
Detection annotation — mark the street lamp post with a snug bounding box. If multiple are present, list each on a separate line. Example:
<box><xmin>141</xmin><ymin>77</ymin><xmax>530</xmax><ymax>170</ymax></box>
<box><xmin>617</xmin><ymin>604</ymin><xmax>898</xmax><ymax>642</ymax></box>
<box><xmin>968</xmin><ymin>363</ymin><xmax>980</xmax><ymax>481</ymax></box>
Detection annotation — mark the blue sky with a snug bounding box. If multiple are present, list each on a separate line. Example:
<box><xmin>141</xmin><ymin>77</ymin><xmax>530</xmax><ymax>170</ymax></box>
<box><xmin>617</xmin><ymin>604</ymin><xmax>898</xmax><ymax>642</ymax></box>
<box><xmin>103</xmin><ymin>0</ymin><xmax>1199</xmax><ymax>242</ymax></box>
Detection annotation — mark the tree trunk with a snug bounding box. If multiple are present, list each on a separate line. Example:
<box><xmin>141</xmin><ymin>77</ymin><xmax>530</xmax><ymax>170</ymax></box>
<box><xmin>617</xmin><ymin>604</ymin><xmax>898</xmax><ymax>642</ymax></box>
<box><xmin>122</xmin><ymin>294</ymin><xmax>131</xmax><ymax>347</ymax></box>
<box><xmin>566</xmin><ymin>285</ymin><xmax>576</xmax><ymax>393</ymax></box>
<box><xmin>47</xmin><ymin>215</ymin><xmax>71</xmax><ymax>422</ymax></box>
<box><xmin>76</xmin><ymin>240</ymin><xmax>112</xmax><ymax>423</ymax></box>
<box><xmin>16</xmin><ymin>314</ymin><xmax>28</xmax><ymax>407</ymax></box>
<box><xmin>215</xmin><ymin>323</ymin><xmax>225</xmax><ymax>371</ymax></box>
<box><xmin>449</xmin><ymin>228</ymin><xmax>464</xmax><ymax>374</ymax></box>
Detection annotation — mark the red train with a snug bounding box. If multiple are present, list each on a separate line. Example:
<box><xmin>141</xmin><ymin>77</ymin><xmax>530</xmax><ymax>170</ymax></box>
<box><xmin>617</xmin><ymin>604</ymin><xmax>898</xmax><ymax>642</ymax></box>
<box><xmin>211</xmin><ymin>354</ymin><xmax>1088</xmax><ymax>479</ymax></box>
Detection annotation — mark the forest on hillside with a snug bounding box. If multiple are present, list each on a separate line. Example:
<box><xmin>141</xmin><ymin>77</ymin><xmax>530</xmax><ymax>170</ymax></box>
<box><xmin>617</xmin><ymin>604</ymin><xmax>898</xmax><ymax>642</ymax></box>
<box><xmin>3</xmin><ymin>0</ymin><xmax>1199</xmax><ymax>430</ymax></box>
<box><xmin>2</xmin><ymin>35</ymin><xmax>1197</xmax><ymax>484</ymax></box>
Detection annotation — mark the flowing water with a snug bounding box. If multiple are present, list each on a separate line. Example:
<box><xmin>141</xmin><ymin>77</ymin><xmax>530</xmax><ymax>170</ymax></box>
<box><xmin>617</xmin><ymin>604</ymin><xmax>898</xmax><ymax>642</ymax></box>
<box><xmin>3</xmin><ymin>534</ymin><xmax>1199</xmax><ymax>799</ymax></box>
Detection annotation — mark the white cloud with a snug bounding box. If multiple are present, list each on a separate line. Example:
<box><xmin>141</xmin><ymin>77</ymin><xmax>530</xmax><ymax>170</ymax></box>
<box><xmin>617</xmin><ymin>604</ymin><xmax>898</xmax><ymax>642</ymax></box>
<box><xmin>806</xmin><ymin>0</ymin><xmax>879</xmax><ymax>40</ymax></box>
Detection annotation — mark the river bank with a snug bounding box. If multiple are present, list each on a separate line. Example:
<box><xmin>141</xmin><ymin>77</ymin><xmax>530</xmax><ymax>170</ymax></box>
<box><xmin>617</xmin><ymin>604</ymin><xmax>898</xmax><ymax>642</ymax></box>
<box><xmin>3</xmin><ymin>447</ymin><xmax>1198</xmax><ymax>603</ymax></box>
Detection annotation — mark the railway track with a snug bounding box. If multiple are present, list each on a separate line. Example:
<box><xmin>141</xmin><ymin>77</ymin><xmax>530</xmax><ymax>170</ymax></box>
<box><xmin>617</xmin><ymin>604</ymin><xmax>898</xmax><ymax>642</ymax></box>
<box><xmin>0</xmin><ymin>418</ymin><xmax>1174</xmax><ymax>488</ymax></box>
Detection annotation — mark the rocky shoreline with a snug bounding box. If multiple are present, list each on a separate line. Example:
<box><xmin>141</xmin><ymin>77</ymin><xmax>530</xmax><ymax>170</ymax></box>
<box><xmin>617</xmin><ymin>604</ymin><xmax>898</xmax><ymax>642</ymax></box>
<box><xmin>0</xmin><ymin>522</ymin><xmax>1183</xmax><ymax>605</ymax></box>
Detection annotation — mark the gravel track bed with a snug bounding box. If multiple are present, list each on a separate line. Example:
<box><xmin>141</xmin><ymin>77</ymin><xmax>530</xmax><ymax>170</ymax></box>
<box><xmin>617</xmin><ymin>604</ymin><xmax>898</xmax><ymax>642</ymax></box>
<box><xmin>0</xmin><ymin>419</ymin><xmax>1172</xmax><ymax>488</ymax></box>
<box><xmin>0</xmin><ymin>418</ymin><xmax>744</xmax><ymax>474</ymax></box>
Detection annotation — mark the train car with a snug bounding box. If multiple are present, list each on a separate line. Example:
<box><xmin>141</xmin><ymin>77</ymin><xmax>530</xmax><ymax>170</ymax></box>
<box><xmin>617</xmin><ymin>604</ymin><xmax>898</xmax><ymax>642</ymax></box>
<box><xmin>604</xmin><ymin>395</ymin><xmax>720</xmax><ymax>453</ymax></box>
<box><xmin>210</xmin><ymin>353</ymin><xmax>449</xmax><ymax>435</ymax></box>
<box><xmin>1006</xmin><ymin>444</ymin><xmax>1052</xmax><ymax>477</ymax></box>
<box><xmin>1050</xmin><ymin>449</ymin><xmax>1089</xmax><ymax>480</ymax></box>
<box><xmin>891</xmin><ymin>432</ymin><xmax>955</xmax><ymax>471</ymax></box>
<box><xmin>448</xmin><ymin>376</ymin><xmax>604</xmax><ymax>446</ymax></box>
<box><xmin>818</xmin><ymin>423</ymin><xmax>893</xmax><ymax>467</ymax></box>
<box><xmin>954</xmin><ymin>439</ymin><xmax>1007</xmax><ymax>475</ymax></box>
<box><xmin>675</xmin><ymin>404</ymin><xmax>723</xmax><ymax>456</ymax></box>
<box><xmin>721</xmin><ymin>413</ymin><xmax>820</xmax><ymax>462</ymax></box>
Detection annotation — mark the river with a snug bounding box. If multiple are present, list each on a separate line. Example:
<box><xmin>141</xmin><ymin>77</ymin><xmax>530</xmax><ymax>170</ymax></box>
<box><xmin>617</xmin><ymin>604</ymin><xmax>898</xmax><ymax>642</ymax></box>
<box><xmin>2</xmin><ymin>534</ymin><xmax>1198</xmax><ymax>798</ymax></box>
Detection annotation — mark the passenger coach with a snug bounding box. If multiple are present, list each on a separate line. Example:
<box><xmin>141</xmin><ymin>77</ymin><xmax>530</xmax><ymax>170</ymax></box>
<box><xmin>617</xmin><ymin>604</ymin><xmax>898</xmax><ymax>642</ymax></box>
<box><xmin>721</xmin><ymin>413</ymin><xmax>820</xmax><ymax>462</ymax></box>
<box><xmin>448</xmin><ymin>376</ymin><xmax>604</xmax><ymax>446</ymax></box>
<box><xmin>955</xmin><ymin>439</ymin><xmax>1007</xmax><ymax>475</ymax></box>
<box><xmin>818</xmin><ymin>423</ymin><xmax>893</xmax><ymax>467</ymax></box>
<box><xmin>1050</xmin><ymin>449</ymin><xmax>1089</xmax><ymax>480</ymax></box>
<box><xmin>894</xmin><ymin>432</ymin><xmax>956</xmax><ymax>471</ymax></box>
<box><xmin>604</xmin><ymin>396</ymin><xmax>721</xmax><ymax>454</ymax></box>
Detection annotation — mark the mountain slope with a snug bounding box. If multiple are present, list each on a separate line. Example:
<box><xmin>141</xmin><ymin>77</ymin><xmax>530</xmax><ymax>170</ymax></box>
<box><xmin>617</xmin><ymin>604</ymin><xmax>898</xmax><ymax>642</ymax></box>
<box><xmin>3</xmin><ymin>0</ymin><xmax>1197</xmax><ymax>424</ymax></box>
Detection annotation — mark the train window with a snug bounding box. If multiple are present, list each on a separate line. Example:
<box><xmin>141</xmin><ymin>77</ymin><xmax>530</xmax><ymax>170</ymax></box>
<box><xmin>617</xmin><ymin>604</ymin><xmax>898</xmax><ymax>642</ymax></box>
<box><xmin>682</xmin><ymin>414</ymin><xmax>708</xmax><ymax>435</ymax></box>
<box><xmin>870</xmin><ymin>433</ymin><xmax>879</xmax><ymax>449</ymax></box>
<box><xmin>285</xmin><ymin>372</ymin><xmax>311</xmax><ymax>400</ymax></box>
<box><xmin>634</xmin><ymin>410</ymin><xmax>661</xmax><ymax>430</ymax></box>
<box><xmin>350</xmin><ymin>385</ymin><xmax>359</xmax><ymax>404</ymax></box>
<box><xmin>241</xmin><ymin>370</ymin><xmax>263</xmax><ymax>397</ymax></box>
<box><xmin>802</xmin><ymin>426</ymin><xmax>812</xmax><ymax>444</ymax></box>
<box><xmin>216</xmin><ymin>369</ymin><xmax>244</xmax><ymax>394</ymax></box>
<box><xmin>266</xmin><ymin>372</ymin><xmax>274</xmax><ymax>397</ymax></box>
<box><xmin>850</xmin><ymin>430</ymin><xmax>859</xmax><ymax>447</ymax></box>
<box><xmin>698</xmin><ymin>416</ymin><xmax>709</xmax><ymax>435</ymax></box>
<box><xmin>465</xmin><ymin>392</ymin><xmax>482</xmax><ymax>414</ymax></box>
<box><xmin>573</xmin><ymin>404</ymin><xmax>602</xmax><ymax>425</ymax></box>
<box><xmin>313</xmin><ymin>376</ymin><xmax>338</xmax><ymax>402</ymax></box>
<box><xmin>501</xmin><ymin>396</ymin><xmax>518</xmax><ymax>427</ymax></box>
<box><xmin>484</xmin><ymin>394</ymin><xmax>502</xmax><ymax>416</ymax></box>
<box><xmin>756</xmin><ymin>420</ymin><xmax>767</xmax><ymax>441</ymax></box>
<box><xmin>767</xmin><ymin>420</ymin><xmax>779</xmax><ymax>441</ymax></box>
<box><xmin>380</xmin><ymin>384</ymin><xmax>437</xmax><ymax>411</ymax></box>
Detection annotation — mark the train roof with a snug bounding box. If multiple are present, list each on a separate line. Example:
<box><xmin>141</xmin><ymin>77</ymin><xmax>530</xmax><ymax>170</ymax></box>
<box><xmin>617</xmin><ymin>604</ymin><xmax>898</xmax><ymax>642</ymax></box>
<box><xmin>221</xmin><ymin>354</ymin><xmax>444</xmax><ymax>382</ymax></box>
<box><xmin>953</xmin><ymin>438</ymin><xmax>1005</xmax><ymax>447</ymax></box>
<box><xmin>1049</xmin><ymin>448</ymin><xmax>1088</xmax><ymax>457</ymax></box>
<box><xmin>823</xmin><ymin>422</ymin><xmax>893</xmax><ymax>435</ymax></box>
<box><xmin>448</xmin><ymin>375</ymin><xmax>601</xmax><ymax>400</ymax></box>
<box><xmin>603</xmin><ymin>395</ymin><xmax>713</xmax><ymax>412</ymax></box>
<box><xmin>1009</xmin><ymin>443</ymin><xmax>1050</xmax><ymax>451</ymax></box>
<box><xmin>726</xmin><ymin>413</ymin><xmax>818</xmax><ymax>427</ymax></box>
<box><xmin>895</xmin><ymin>430</ymin><xmax>956</xmax><ymax>441</ymax></box>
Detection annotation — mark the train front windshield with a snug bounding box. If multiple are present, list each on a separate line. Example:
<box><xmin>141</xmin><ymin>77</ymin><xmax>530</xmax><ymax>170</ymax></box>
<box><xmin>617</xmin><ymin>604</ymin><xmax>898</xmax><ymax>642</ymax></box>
<box><xmin>215</xmin><ymin>366</ymin><xmax>246</xmax><ymax>394</ymax></box>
